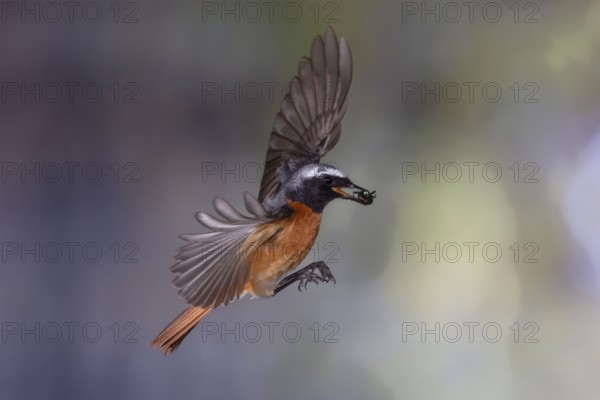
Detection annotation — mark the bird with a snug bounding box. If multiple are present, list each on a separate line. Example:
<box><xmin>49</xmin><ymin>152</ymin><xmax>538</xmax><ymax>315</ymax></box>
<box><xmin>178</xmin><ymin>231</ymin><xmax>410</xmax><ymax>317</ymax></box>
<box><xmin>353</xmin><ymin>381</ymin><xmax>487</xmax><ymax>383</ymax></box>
<box><xmin>151</xmin><ymin>26</ymin><xmax>375</xmax><ymax>355</ymax></box>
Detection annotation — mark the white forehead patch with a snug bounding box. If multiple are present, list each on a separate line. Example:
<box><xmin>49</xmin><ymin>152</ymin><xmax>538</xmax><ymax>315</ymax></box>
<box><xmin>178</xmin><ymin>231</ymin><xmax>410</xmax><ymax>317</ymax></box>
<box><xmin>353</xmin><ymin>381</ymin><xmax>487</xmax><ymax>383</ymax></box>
<box><xmin>299</xmin><ymin>164</ymin><xmax>347</xmax><ymax>180</ymax></box>
<box><xmin>286</xmin><ymin>164</ymin><xmax>347</xmax><ymax>187</ymax></box>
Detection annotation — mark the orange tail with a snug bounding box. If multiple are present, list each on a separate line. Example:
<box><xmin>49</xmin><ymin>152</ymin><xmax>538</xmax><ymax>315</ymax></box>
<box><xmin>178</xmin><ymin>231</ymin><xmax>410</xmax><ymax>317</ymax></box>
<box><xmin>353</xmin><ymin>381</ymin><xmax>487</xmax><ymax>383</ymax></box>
<box><xmin>151</xmin><ymin>306</ymin><xmax>212</xmax><ymax>355</ymax></box>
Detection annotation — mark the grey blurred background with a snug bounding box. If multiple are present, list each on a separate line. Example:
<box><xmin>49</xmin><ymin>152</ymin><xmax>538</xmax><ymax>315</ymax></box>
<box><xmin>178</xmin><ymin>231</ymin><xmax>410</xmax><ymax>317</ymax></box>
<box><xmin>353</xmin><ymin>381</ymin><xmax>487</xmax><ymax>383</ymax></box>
<box><xmin>1</xmin><ymin>0</ymin><xmax>600</xmax><ymax>399</ymax></box>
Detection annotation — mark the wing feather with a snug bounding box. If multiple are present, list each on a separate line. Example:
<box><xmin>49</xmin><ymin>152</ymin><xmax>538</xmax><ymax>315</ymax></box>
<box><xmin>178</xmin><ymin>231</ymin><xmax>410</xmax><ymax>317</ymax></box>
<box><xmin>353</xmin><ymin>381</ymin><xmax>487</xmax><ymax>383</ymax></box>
<box><xmin>170</xmin><ymin>192</ymin><xmax>271</xmax><ymax>309</ymax></box>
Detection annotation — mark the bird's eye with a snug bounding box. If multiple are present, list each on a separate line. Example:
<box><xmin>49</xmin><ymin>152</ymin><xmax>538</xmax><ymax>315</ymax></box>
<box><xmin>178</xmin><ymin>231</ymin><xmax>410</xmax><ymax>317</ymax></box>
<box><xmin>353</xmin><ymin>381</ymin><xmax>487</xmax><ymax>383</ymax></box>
<box><xmin>323</xmin><ymin>176</ymin><xmax>333</xmax><ymax>185</ymax></box>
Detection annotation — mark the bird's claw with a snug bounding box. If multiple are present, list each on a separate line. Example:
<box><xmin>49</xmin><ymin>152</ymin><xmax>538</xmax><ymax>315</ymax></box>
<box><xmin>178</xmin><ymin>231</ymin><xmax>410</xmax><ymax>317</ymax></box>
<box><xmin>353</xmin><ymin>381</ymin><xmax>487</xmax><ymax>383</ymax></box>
<box><xmin>273</xmin><ymin>261</ymin><xmax>336</xmax><ymax>296</ymax></box>
<box><xmin>296</xmin><ymin>262</ymin><xmax>335</xmax><ymax>292</ymax></box>
<box><xmin>317</xmin><ymin>264</ymin><xmax>336</xmax><ymax>285</ymax></box>
<box><xmin>297</xmin><ymin>272</ymin><xmax>320</xmax><ymax>291</ymax></box>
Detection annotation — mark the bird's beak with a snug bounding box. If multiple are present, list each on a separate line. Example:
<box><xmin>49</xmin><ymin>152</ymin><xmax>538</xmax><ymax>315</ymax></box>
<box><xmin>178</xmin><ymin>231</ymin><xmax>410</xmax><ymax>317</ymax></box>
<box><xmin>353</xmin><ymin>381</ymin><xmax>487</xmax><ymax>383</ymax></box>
<box><xmin>333</xmin><ymin>183</ymin><xmax>376</xmax><ymax>205</ymax></box>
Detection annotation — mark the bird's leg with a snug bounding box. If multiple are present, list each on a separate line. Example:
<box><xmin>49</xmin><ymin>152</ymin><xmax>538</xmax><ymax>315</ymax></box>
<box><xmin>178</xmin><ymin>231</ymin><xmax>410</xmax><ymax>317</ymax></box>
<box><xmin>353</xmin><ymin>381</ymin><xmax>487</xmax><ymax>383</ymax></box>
<box><xmin>273</xmin><ymin>261</ymin><xmax>336</xmax><ymax>295</ymax></box>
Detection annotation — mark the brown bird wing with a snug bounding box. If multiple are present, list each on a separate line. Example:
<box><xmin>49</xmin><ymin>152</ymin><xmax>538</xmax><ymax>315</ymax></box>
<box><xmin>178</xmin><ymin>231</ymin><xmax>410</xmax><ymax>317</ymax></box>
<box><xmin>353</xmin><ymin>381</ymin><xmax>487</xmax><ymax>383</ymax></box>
<box><xmin>170</xmin><ymin>192</ymin><xmax>274</xmax><ymax>309</ymax></box>
<box><xmin>258</xmin><ymin>26</ymin><xmax>353</xmax><ymax>210</ymax></box>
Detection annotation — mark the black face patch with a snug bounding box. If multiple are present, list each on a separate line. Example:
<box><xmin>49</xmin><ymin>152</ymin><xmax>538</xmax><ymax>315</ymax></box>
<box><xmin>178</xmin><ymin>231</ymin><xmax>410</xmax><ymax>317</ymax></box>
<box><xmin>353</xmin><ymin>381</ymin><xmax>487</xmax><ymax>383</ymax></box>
<box><xmin>287</xmin><ymin>175</ymin><xmax>341</xmax><ymax>213</ymax></box>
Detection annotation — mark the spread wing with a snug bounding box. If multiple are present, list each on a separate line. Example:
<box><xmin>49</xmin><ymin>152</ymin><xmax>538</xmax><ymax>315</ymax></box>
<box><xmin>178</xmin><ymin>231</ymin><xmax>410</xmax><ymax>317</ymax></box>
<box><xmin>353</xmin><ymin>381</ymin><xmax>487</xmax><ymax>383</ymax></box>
<box><xmin>258</xmin><ymin>26</ymin><xmax>353</xmax><ymax>209</ymax></box>
<box><xmin>170</xmin><ymin>192</ymin><xmax>272</xmax><ymax>309</ymax></box>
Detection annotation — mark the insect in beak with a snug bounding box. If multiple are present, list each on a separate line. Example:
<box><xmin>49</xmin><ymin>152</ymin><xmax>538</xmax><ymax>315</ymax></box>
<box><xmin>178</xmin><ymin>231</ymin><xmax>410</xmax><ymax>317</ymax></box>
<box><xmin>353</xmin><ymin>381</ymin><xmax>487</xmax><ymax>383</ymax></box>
<box><xmin>333</xmin><ymin>184</ymin><xmax>376</xmax><ymax>205</ymax></box>
<box><xmin>353</xmin><ymin>189</ymin><xmax>376</xmax><ymax>205</ymax></box>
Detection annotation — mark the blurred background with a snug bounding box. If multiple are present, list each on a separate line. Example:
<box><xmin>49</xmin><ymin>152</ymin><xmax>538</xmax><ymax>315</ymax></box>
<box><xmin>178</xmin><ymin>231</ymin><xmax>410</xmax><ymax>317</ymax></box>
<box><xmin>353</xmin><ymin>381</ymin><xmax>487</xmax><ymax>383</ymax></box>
<box><xmin>1</xmin><ymin>0</ymin><xmax>599</xmax><ymax>399</ymax></box>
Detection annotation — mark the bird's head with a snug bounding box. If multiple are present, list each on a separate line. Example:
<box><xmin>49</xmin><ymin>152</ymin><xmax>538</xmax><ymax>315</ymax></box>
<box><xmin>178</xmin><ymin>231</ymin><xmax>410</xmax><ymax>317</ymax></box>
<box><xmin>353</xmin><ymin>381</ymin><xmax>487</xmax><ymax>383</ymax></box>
<box><xmin>285</xmin><ymin>164</ymin><xmax>376</xmax><ymax>213</ymax></box>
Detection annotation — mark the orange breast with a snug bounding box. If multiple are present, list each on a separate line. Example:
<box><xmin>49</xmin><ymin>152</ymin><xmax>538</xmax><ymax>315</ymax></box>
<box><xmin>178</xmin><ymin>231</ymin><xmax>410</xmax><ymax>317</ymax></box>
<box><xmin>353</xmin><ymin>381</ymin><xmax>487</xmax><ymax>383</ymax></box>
<box><xmin>245</xmin><ymin>201</ymin><xmax>322</xmax><ymax>297</ymax></box>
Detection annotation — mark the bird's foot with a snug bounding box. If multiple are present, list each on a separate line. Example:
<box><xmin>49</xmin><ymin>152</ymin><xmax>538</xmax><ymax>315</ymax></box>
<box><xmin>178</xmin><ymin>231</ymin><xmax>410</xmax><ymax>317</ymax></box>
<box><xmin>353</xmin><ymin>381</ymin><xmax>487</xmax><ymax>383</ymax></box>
<box><xmin>273</xmin><ymin>261</ymin><xmax>336</xmax><ymax>295</ymax></box>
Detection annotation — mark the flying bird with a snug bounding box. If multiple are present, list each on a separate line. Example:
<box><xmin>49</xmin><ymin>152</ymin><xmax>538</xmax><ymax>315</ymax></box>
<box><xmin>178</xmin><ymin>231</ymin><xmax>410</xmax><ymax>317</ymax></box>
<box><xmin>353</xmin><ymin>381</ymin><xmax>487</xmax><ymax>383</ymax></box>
<box><xmin>152</xmin><ymin>26</ymin><xmax>375</xmax><ymax>354</ymax></box>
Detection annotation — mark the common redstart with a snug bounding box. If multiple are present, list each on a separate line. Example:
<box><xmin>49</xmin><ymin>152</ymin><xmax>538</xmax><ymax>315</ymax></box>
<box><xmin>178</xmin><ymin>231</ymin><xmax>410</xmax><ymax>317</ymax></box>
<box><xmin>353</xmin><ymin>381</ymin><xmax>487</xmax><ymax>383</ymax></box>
<box><xmin>152</xmin><ymin>27</ymin><xmax>375</xmax><ymax>354</ymax></box>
